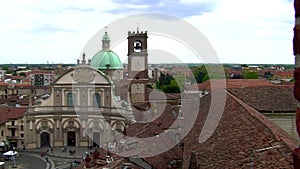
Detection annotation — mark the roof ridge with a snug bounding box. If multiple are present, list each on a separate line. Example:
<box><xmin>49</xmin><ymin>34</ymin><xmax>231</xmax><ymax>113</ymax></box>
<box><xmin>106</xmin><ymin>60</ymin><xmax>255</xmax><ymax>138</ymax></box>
<box><xmin>226</xmin><ymin>91</ymin><xmax>298</xmax><ymax>150</ymax></box>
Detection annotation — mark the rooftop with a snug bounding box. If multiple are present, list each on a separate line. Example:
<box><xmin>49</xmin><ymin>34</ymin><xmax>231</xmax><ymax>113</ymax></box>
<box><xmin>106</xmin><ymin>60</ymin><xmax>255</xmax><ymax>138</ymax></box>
<box><xmin>197</xmin><ymin>79</ymin><xmax>292</xmax><ymax>91</ymax></box>
<box><xmin>0</xmin><ymin>107</ymin><xmax>27</xmax><ymax>124</ymax></box>
<box><xmin>81</xmin><ymin>90</ymin><xmax>297</xmax><ymax>168</ymax></box>
<box><xmin>228</xmin><ymin>86</ymin><xmax>297</xmax><ymax>112</ymax></box>
<box><xmin>182</xmin><ymin>91</ymin><xmax>297</xmax><ymax>168</ymax></box>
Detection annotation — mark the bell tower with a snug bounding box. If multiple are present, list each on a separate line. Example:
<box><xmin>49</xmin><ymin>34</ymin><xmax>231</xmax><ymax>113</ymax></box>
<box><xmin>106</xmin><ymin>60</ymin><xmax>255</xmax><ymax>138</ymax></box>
<box><xmin>127</xmin><ymin>29</ymin><xmax>149</xmax><ymax>103</ymax></box>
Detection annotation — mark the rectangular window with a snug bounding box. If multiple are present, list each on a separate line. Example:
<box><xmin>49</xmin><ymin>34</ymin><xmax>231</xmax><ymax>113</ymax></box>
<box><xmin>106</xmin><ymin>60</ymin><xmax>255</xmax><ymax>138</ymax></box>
<box><xmin>11</xmin><ymin>129</ymin><xmax>15</xmax><ymax>136</ymax></box>
<box><xmin>93</xmin><ymin>93</ymin><xmax>101</xmax><ymax>108</ymax></box>
<box><xmin>67</xmin><ymin>92</ymin><xmax>75</xmax><ymax>106</ymax></box>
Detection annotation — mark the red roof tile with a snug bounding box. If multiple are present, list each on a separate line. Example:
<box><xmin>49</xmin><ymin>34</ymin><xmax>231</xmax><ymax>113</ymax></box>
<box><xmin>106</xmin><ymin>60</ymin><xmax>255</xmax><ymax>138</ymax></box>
<box><xmin>182</xmin><ymin>91</ymin><xmax>296</xmax><ymax>168</ymax></box>
<box><xmin>228</xmin><ymin>86</ymin><xmax>297</xmax><ymax>112</ymax></box>
<box><xmin>198</xmin><ymin>79</ymin><xmax>278</xmax><ymax>91</ymax></box>
<box><xmin>79</xmin><ymin>88</ymin><xmax>297</xmax><ymax>168</ymax></box>
<box><xmin>0</xmin><ymin>107</ymin><xmax>27</xmax><ymax>124</ymax></box>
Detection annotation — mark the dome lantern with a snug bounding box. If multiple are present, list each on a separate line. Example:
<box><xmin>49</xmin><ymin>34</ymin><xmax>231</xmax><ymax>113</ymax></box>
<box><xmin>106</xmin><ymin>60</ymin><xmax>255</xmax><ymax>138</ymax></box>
<box><xmin>90</xmin><ymin>32</ymin><xmax>123</xmax><ymax>70</ymax></box>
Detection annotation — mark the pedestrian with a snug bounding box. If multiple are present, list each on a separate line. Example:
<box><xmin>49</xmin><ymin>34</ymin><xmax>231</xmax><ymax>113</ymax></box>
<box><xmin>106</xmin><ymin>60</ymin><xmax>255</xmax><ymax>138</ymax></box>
<box><xmin>50</xmin><ymin>147</ymin><xmax>53</xmax><ymax>153</ymax></box>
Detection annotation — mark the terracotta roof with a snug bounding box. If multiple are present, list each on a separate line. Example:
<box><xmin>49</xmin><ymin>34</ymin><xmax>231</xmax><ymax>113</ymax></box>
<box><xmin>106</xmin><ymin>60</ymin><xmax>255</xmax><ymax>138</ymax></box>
<box><xmin>115</xmin><ymin>91</ymin><xmax>296</xmax><ymax>168</ymax></box>
<box><xmin>85</xmin><ymin>90</ymin><xmax>297</xmax><ymax>168</ymax></box>
<box><xmin>274</xmin><ymin>70</ymin><xmax>293</xmax><ymax>76</ymax></box>
<box><xmin>228</xmin><ymin>70</ymin><xmax>242</xmax><ymax>74</ymax></box>
<box><xmin>0</xmin><ymin>107</ymin><xmax>27</xmax><ymax>124</ymax></box>
<box><xmin>125</xmin><ymin>122</ymin><xmax>183</xmax><ymax>169</ymax></box>
<box><xmin>0</xmin><ymin>82</ymin><xmax>9</xmax><ymax>86</ymax></box>
<box><xmin>182</xmin><ymin>91</ymin><xmax>297</xmax><ymax>168</ymax></box>
<box><xmin>30</xmin><ymin>70</ymin><xmax>54</xmax><ymax>74</ymax></box>
<box><xmin>197</xmin><ymin>79</ymin><xmax>281</xmax><ymax>91</ymax></box>
<box><xmin>227</xmin><ymin>86</ymin><xmax>297</xmax><ymax>112</ymax></box>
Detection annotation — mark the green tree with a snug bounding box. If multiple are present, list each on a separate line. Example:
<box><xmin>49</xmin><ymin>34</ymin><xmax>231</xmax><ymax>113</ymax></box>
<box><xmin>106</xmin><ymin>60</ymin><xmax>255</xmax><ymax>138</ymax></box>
<box><xmin>156</xmin><ymin>73</ymin><xmax>181</xmax><ymax>93</ymax></box>
<box><xmin>190</xmin><ymin>65</ymin><xmax>207</xmax><ymax>83</ymax></box>
<box><xmin>19</xmin><ymin>72</ymin><xmax>26</xmax><ymax>77</ymax></box>
<box><xmin>243</xmin><ymin>72</ymin><xmax>258</xmax><ymax>79</ymax></box>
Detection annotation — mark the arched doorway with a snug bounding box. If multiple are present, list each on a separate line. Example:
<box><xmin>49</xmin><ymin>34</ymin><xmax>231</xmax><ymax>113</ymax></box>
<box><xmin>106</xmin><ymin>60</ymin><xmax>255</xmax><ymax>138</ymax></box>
<box><xmin>67</xmin><ymin>131</ymin><xmax>76</xmax><ymax>146</ymax></box>
<box><xmin>40</xmin><ymin>132</ymin><xmax>50</xmax><ymax>147</ymax></box>
<box><xmin>93</xmin><ymin>132</ymin><xmax>100</xmax><ymax>147</ymax></box>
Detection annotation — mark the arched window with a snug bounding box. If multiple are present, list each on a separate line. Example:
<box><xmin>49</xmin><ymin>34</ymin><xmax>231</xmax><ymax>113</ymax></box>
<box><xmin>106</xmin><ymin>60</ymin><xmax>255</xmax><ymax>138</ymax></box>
<box><xmin>67</xmin><ymin>93</ymin><xmax>75</xmax><ymax>106</ymax></box>
<box><xmin>93</xmin><ymin>93</ymin><xmax>101</xmax><ymax>108</ymax></box>
<box><xmin>134</xmin><ymin>40</ymin><xmax>142</xmax><ymax>52</ymax></box>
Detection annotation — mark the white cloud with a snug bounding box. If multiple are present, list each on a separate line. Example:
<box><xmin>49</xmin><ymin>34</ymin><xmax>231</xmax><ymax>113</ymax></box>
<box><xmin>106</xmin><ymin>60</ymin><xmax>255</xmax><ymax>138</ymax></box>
<box><xmin>184</xmin><ymin>0</ymin><xmax>294</xmax><ymax>64</ymax></box>
<box><xmin>0</xmin><ymin>0</ymin><xmax>126</xmax><ymax>64</ymax></box>
<box><xmin>0</xmin><ymin>0</ymin><xmax>296</xmax><ymax>64</ymax></box>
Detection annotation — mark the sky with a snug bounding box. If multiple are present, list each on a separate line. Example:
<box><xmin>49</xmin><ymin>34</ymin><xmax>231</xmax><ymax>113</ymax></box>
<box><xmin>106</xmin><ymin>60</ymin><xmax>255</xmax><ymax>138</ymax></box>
<box><xmin>0</xmin><ymin>0</ymin><xmax>295</xmax><ymax>64</ymax></box>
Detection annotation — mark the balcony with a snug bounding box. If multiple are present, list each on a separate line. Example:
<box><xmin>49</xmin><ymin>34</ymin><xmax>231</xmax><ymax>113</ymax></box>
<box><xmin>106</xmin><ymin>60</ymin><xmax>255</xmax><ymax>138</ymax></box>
<box><xmin>7</xmin><ymin>125</ymin><xmax>17</xmax><ymax>129</ymax></box>
<box><xmin>32</xmin><ymin>106</ymin><xmax>129</xmax><ymax>115</ymax></box>
<box><xmin>6</xmin><ymin>136</ymin><xmax>18</xmax><ymax>140</ymax></box>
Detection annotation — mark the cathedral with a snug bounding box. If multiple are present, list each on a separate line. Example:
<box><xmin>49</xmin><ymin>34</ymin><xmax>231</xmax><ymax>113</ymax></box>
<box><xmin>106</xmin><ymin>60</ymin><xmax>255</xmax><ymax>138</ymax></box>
<box><xmin>24</xmin><ymin>30</ymin><xmax>149</xmax><ymax>148</ymax></box>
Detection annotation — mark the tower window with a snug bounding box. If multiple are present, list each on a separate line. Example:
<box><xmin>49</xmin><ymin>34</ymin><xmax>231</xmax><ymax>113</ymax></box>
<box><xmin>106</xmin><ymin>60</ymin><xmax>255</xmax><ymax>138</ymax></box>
<box><xmin>134</xmin><ymin>40</ymin><xmax>142</xmax><ymax>52</ymax></box>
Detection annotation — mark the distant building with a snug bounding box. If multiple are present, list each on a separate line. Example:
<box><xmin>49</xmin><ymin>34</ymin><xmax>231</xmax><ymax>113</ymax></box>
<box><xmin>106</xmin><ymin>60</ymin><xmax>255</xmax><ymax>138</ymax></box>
<box><xmin>30</xmin><ymin>70</ymin><xmax>55</xmax><ymax>86</ymax></box>
<box><xmin>273</xmin><ymin>70</ymin><xmax>294</xmax><ymax>82</ymax></box>
<box><xmin>0</xmin><ymin>107</ymin><xmax>26</xmax><ymax>148</ymax></box>
<box><xmin>0</xmin><ymin>70</ymin><xmax>5</xmax><ymax>82</ymax></box>
<box><xmin>0</xmin><ymin>82</ymin><xmax>51</xmax><ymax>107</ymax></box>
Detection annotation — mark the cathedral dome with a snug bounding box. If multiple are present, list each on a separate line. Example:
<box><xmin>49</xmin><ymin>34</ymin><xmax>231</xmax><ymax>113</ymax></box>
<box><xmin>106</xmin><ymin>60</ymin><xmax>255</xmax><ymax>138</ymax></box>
<box><xmin>90</xmin><ymin>50</ymin><xmax>123</xmax><ymax>70</ymax></box>
<box><xmin>90</xmin><ymin>32</ymin><xmax>123</xmax><ymax>70</ymax></box>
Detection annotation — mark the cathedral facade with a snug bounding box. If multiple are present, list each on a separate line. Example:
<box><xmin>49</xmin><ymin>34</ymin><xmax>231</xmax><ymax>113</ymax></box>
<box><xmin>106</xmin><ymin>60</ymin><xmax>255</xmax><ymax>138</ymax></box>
<box><xmin>24</xmin><ymin>30</ymin><xmax>148</xmax><ymax>148</ymax></box>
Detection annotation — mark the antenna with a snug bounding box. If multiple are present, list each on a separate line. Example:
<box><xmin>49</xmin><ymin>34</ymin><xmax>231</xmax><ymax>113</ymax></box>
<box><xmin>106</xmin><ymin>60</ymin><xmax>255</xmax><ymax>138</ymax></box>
<box><xmin>137</xmin><ymin>22</ymin><xmax>139</xmax><ymax>32</ymax></box>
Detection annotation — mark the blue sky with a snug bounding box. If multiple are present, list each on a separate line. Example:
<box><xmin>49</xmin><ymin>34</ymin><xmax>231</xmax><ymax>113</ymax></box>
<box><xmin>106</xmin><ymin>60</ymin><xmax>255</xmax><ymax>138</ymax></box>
<box><xmin>0</xmin><ymin>0</ymin><xmax>295</xmax><ymax>64</ymax></box>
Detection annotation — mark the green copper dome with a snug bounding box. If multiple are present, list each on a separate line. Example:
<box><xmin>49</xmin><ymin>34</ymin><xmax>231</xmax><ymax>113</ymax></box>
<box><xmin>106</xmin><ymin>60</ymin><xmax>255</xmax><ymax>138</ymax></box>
<box><xmin>90</xmin><ymin>50</ymin><xmax>123</xmax><ymax>70</ymax></box>
<box><xmin>90</xmin><ymin>32</ymin><xmax>123</xmax><ymax>70</ymax></box>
